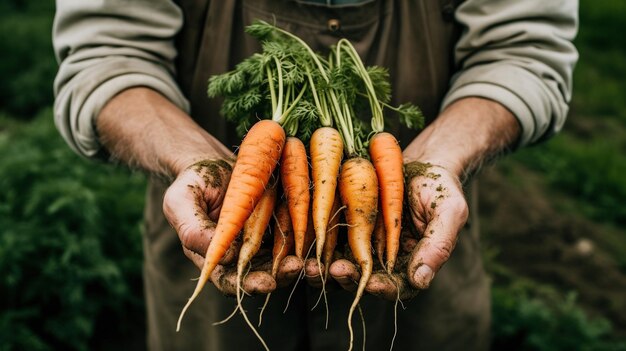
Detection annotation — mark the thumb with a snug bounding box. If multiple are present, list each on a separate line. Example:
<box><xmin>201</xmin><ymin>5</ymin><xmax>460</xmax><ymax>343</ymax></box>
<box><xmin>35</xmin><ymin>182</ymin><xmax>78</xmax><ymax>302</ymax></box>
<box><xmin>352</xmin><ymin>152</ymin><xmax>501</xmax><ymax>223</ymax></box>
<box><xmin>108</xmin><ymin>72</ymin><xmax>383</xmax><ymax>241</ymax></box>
<box><xmin>408</xmin><ymin>202</ymin><xmax>468</xmax><ymax>289</ymax></box>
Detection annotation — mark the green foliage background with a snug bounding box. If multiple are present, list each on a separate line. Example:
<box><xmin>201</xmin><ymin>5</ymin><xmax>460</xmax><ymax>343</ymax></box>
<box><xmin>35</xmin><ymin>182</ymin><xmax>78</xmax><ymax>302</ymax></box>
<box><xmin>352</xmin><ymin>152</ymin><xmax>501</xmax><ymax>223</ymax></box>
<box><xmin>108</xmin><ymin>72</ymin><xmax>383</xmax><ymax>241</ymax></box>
<box><xmin>0</xmin><ymin>110</ymin><xmax>146</xmax><ymax>351</ymax></box>
<box><xmin>482</xmin><ymin>1</ymin><xmax>626</xmax><ymax>349</ymax></box>
<box><xmin>0</xmin><ymin>2</ymin><xmax>145</xmax><ymax>350</ymax></box>
<box><xmin>0</xmin><ymin>1</ymin><xmax>624</xmax><ymax>350</ymax></box>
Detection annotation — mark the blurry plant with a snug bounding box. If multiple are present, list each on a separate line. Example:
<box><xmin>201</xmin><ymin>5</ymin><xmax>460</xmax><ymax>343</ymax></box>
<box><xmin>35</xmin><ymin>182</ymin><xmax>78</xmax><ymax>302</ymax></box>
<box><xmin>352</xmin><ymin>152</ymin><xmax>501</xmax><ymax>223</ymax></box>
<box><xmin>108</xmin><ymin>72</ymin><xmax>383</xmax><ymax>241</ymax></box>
<box><xmin>484</xmin><ymin>237</ymin><xmax>626</xmax><ymax>350</ymax></box>
<box><xmin>491</xmin><ymin>281</ymin><xmax>626</xmax><ymax>351</ymax></box>
<box><xmin>0</xmin><ymin>109</ymin><xmax>146</xmax><ymax>351</ymax></box>
<box><xmin>577</xmin><ymin>0</ymin><xmax>626</xmax><ymax>53</ymax></box>
<box><xmin>0</xmin><ymin>1</ymin><xmax>56</xmax><ymax>118</ymax></box>
<box><xmin>511</xmin><ymin>135</ymin><xmax>626</xmax><ymax>225</ymax></box>
<box><xmin>573</xmin><ymin>0</ymin><xmax>626</xmax><ymax>123</ymax></box>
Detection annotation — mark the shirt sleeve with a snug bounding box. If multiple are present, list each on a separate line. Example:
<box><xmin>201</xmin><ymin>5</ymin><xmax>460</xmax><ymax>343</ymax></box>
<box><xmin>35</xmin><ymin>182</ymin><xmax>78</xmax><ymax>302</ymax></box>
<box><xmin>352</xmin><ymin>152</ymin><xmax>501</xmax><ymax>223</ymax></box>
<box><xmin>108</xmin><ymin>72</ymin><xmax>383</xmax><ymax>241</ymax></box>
<box><xmin>53</xmin><ymin>0</ymin><xmax>189</xmax><ymax>158</ymax></box>
<box><xmin>442</xmin><ymin>0</ymin><xmax>579</xmax><ymax>147</ymax></box>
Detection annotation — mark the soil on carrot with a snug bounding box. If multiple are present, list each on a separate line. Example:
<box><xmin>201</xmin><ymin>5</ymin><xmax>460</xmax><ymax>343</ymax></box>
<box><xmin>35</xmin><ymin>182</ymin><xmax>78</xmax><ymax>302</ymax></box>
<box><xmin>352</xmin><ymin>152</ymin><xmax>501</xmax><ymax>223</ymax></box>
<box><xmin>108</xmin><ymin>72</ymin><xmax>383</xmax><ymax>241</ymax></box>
<box><xmin>477</xmin><ymin>165</ymin><xmax>626</xmax><ymax>336</ymax></box>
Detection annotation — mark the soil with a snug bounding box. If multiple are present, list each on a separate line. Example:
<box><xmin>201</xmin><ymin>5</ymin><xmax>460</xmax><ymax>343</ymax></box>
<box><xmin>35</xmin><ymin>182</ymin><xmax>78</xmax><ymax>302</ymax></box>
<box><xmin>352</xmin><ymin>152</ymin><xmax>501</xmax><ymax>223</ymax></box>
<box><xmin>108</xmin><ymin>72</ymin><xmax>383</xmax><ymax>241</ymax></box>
<box><xmin>477</xmin><ymin>164</ymin><xmax>626</xmax><ymax>335</ymax></box>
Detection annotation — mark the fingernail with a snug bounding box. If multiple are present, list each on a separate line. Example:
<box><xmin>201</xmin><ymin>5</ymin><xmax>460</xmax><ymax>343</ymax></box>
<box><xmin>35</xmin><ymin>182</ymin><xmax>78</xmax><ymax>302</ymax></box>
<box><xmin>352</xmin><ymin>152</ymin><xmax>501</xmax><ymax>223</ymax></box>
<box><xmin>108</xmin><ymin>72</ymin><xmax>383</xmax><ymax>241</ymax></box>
<box><xmin>413</xmin><ymin>264</ymin><xmax>435</xmax><ymax>289</ymax></box>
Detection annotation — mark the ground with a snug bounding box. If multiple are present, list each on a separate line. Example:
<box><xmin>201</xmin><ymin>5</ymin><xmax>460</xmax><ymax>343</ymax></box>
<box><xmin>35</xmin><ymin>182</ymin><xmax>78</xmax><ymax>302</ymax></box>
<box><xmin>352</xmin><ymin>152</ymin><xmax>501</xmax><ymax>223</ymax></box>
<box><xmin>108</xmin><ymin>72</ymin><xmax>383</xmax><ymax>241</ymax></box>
<box><xmin>478</xmin><ymin>162</ymin><xmax>626</xmax><ymax>336</ymax></box>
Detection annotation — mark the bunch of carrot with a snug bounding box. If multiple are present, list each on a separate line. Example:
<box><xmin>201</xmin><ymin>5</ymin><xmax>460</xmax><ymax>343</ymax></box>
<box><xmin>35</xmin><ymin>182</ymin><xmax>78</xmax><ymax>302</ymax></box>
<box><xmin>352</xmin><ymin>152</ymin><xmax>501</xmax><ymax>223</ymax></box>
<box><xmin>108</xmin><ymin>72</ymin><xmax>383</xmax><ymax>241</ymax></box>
<box><xmin>176</xmin><ymin>20</ymin><xmax>424</xmax><ymax>350</ymax></box>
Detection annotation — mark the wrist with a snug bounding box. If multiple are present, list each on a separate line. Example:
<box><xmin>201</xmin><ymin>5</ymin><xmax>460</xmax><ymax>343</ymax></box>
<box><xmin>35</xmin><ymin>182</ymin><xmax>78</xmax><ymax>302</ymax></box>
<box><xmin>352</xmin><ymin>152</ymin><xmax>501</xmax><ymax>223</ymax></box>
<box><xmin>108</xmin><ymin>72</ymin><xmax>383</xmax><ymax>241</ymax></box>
<box><xmin>403</xmin><ymin>153</ymin><xmax>465</xmax><ymax>180</ymax></box>
<box><xmin>97</xmin><ymin>87</ymin><xmax>233</xmax><ymax>177</ymax></box>
<box><xmin>169</xmin><ymin>151</ymin><xmax>234</xmax><ymax>177</ymax></box>
<box><xmin>403</xmin><ymin>97</ymin><xmax>520</xmax><ymax>181</ymax></box>
<box><xmin>402</xmin><ymin>127</ymin><xmax>468</xmax><ymax>179</ymax></box>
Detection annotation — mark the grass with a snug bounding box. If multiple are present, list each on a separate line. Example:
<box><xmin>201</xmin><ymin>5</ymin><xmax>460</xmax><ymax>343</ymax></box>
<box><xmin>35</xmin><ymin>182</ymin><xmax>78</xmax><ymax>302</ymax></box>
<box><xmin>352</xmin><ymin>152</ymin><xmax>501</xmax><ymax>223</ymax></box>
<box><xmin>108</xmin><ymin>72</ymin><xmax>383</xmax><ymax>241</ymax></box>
<box><xmin>0</xmin><ymin>111</ymin><xmax>146</xmax><ymax>351</ymax></box>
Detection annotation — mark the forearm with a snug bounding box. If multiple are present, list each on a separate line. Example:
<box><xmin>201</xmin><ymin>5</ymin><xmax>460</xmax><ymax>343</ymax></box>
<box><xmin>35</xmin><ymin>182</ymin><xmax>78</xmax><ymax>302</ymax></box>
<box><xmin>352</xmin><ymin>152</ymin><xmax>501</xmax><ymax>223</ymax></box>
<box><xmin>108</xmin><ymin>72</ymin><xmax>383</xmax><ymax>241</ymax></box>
<box><xmin>97</xmin><ymin>87</ymin><xmax>233</xmax><ymax>177</ymax></box>
<box><xmin>403</xmin><ymin>97</ymin><xmax>520</xmax><ymax>180</ymax></box>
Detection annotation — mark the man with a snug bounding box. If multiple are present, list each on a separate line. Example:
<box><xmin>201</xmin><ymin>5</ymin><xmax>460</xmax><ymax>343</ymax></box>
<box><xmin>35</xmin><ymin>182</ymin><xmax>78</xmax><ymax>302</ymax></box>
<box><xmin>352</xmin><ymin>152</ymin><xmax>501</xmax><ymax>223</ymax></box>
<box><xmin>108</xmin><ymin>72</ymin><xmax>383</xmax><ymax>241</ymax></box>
<box><xmin>53</xmin><ymin>0</ymin><xmax>578</xmax><ymax>350</ymax></box>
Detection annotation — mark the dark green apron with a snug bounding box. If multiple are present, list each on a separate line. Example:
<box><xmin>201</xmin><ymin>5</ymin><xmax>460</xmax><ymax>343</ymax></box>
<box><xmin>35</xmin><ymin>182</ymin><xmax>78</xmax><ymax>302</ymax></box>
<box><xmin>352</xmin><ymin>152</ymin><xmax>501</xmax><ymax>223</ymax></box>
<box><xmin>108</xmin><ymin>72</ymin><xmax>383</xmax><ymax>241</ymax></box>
<box><xmin>142</xmin><ymin>1</ymin><xmax>490</xmax><ymax>350</ymax></box>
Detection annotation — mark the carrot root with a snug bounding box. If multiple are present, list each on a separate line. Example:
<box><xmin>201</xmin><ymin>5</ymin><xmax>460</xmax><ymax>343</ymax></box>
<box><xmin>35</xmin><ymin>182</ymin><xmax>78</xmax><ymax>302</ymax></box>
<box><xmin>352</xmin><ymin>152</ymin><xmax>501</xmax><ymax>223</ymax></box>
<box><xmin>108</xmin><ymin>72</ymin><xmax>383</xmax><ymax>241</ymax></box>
<box><xmin>372</xmin><ymin>210</ymin><xmax>386</xmax><ymax>268</ymax></box>
<box><xmin>271</xmin><ymin>201</ymin><xmax>294</xmax><ymax>277</ymax></box>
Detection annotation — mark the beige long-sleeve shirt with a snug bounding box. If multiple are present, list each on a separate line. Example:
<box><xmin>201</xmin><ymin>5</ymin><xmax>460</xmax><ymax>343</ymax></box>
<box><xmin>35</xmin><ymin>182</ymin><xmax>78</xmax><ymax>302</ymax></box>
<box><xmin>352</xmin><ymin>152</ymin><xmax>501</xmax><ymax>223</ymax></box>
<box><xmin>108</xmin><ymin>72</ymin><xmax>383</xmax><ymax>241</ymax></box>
<box><xmin>53</xmin><ymin>0</ymin><xmax>578</xmax><ymax>158</ymax></box>
<box><xmin>51</xmin><ymin>3</ymin><xmax>578</xmax><ymax>349</ymax></box>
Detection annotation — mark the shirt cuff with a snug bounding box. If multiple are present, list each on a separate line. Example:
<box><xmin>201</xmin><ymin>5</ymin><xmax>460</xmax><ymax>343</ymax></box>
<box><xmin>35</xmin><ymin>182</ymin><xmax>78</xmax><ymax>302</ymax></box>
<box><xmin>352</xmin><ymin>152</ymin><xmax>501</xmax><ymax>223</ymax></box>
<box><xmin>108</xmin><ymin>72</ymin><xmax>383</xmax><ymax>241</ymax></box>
<box><xmin>54</xmin><ymin>56</ymin><xmax>189</xmax><ymax>158</ymax></box>
<box><xmin>441</xmin><ymin>64</ymin><xmax>556</xmax><ymax>147</ymax></box>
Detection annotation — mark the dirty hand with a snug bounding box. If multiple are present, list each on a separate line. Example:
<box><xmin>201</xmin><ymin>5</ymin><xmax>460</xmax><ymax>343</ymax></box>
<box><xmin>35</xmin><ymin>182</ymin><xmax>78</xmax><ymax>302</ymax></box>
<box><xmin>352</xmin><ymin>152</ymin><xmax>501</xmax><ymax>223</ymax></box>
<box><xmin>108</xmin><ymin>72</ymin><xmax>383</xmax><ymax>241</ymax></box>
<box><xmin>163</xmin><ymin>159</ymin><xmax>302</xmax><ymax>296</ymax></box>
<box><xmin>304</xmin><ymin>162</ymin><xmax>468</xmax><ymax>301</ymax></box>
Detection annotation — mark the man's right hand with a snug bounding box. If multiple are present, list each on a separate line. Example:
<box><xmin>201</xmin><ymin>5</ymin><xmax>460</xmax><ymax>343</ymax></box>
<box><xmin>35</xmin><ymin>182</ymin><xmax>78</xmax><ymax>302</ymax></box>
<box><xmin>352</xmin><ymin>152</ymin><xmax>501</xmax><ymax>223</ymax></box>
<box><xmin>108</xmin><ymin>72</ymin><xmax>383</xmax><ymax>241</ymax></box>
<box><xmin>163</xmin><ymin>159</ymin><xmax>234</xmax><ymax>268</ymax></box>
<box><xmin>162</xmin><ymin>159</ymin><xmax>304</xmax><ymax>296</ymax></box>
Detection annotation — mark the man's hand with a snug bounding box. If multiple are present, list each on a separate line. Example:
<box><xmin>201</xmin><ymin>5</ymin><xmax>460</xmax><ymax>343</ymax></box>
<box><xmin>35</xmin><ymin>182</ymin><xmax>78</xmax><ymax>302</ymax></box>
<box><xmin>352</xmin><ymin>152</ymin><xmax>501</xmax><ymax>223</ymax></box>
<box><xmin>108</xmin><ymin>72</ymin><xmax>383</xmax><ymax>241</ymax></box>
<box><xmin>163</xmin><ymin>160</ymin><xmax>234</xmax><ymax>268</ymax></box>
<box><xmin>303</xmin><ymin>162</ymin><xmax>466</xmax><ymax>300</ymax></box>
<box><xmin>162</xmin><ymin>159</ymin><xmax>303</xmax><ymax>296</ymax></box>
<box><xmin>402</xmin><ymin>162</ymin><xmax>468</xmax><ymax>289</ymax></box>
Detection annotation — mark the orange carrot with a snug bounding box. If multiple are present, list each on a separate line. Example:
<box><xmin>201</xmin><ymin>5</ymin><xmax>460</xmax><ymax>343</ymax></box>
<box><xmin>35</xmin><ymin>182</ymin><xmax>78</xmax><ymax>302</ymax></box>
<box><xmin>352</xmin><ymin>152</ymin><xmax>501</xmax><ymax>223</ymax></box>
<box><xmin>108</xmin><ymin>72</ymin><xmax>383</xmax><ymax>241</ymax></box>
<box><xmin>316</xmin><ymin>195</ymin><xmax>342</xmax><ymax>329</ymax></box>
<box><xmin>322</xmin><ymin>195</ymin><xmax>342</xmax><ymax>278</ymax></box>
<box><xmin>338</xmin><ymin>157</ymin><xmax>378</xmax><ymax>351</ymax></box>
<box><xmin>280</xmin><ymin>137</ymin><xmax>310</xmax><ymax>260</ymax></box>
<box><xmin>238</xmin><ymin>184</ymin><xmax>277</xmax><ymax>278</ymax></box>
<box><xmin>235</xmin><ymin>182</ymin><xmax>277</xmax><ymax>351</ymax></box>
<box><xmin>295</xmin><ymin>211</ymin><xmax>316</xmax><ymax>259</ymax></box>
<box><xmin>259</xmin><ymin>200</ymin><xmax>294</xmax><ymax>328</ymax></box>
<box><xmin>177</xmin><ymin>119</ymin><xmax>285</xmax><ymax>331</ymax></box>
<box><xmin>271</xmin><ymin>201</ymin><xmax>294</xmax><ymax>278</ymax></box>
<box><xmin>372</xmin><ymin>210</ymin><xmax>386</xmax><ymax>268</ymax></box>
<box><xmin>310</xmin><ymin>127</ymin><xmax>344</xmax><ymax>269</ymax></box>
<box><xmin>284</xmin><ymin>208</ymin><xmax>316</xmax><ymax>316</ymax></box>
<box><xmin>369</xmin><ymin>132</ymin><xmax>404</xmax><ymax>273</ymax></box>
